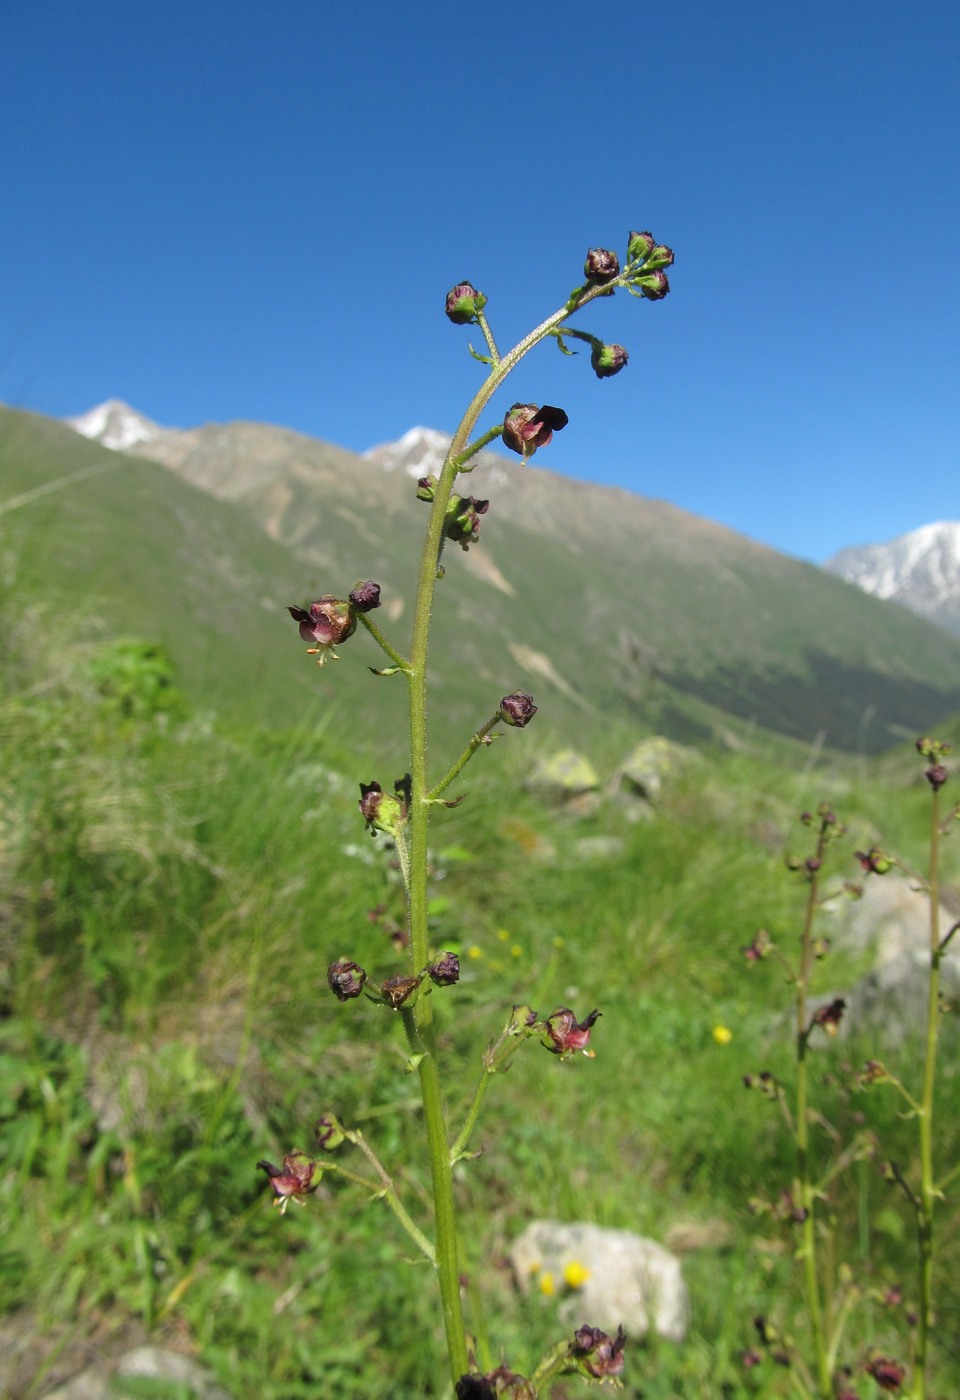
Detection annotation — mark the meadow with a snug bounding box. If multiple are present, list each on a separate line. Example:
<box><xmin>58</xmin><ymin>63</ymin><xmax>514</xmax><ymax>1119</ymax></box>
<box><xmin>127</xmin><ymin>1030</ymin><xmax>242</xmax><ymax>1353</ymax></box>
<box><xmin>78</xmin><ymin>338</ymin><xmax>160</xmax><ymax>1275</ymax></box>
<box><xmin>3</xmin><ymin>587</ymin><xmax>959</xmax><ymax>1398</ymax></box>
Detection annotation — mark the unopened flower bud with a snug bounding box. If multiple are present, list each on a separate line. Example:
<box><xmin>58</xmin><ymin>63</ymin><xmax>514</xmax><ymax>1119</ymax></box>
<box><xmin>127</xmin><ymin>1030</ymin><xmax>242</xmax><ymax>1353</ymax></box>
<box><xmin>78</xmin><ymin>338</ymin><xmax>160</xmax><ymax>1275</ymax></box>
<box><xmin>380</xmin><ymin>973</ymin><xmax>421</xmax><ymax>1008</ymax></box>
<box><xmin>327</xmin><ymin>959</ymin><xmax>367</xmax><ymax>1001</ymax></box>
<box><xmin>288</xmin><ymin>596</ymin><xmax>357</xmax><ymax>664</ymax></box>
<box><xmin>571</xmin><ymin>1324</ymin><xmax>626</xmax><ymax>1380</ymax></box>
<box><xmin>445</xmin><ymin>282</ymin><xmax>487</xmax><ymax>324</ymax></box>
<box><xmin>315</xmin><ymin>1113</ymin><xmax>346</xmax><ymax>1150</ymax></box>
<box><xmin>925</xmin><ymin>763</ymin><xmax>948</xmax><ymax>791</ymax></box>
<box><xmin>626</xmin><ymin>230</ymin><xmax>655</xmax><ymax>262</ymax></box>
<box><xmin>427</xmin><ymin>951</ymin><xmax>460</xmax><ymax>986</ymax></box>
<box><xmin>256</xmin><ymin>1150</ymin><xmax>319</xmax><ymax>1211</ymax></box>
<box><xmin>542</xmin><ymin>1007</ymin><xmax>601</xmax><ymax>1057</ymax></box>
<box><xmin>634</xmin><ymin>270</ymin><xmax>670</xmax><ymax>300</ymax></box>
<box><xmin>742</xmin><ymin>929</ymin><xmax>772</xmax><ymax>961</ymax></box>
<box><xmin>916</xmin><ymin>735</ymin><xmax>950</xmax><ymax>760</ymax></box>
<box><xmin>417</xmin><ymin>475</ymin><xmax>438</xmax><ymax>502</ymax></box>
<box><xmin>590</xmin><ymin>342</ymin><xmax>629</xmax><ymax>379</ymax></box>
<box><xmin>454</xmin><ymin>1376</ymin><xmax>497</xmax><ymax>1400</ymax></box>
<box><xmin>348</xmin><ymin>580</ymin><xmax>381</xmax><ymax>613</ymax></box>
<box><xmin>645</xmin><ymin>243</ymin><xmax>675</xmax><ymax>270</ymax></box>
<box><xmin>501</xmin><ymin>403</ymin><xmax>569</xmax><ymax>459</ymax></box>
<box><xmin>583</xmin><ymin>247</ymin><xmax>620</xmax><ymax>285</ymax></box>
<box><xmin>499</xmin><ymin>691</ymin><xmax>537</xmax><ymax>728</ymax></box>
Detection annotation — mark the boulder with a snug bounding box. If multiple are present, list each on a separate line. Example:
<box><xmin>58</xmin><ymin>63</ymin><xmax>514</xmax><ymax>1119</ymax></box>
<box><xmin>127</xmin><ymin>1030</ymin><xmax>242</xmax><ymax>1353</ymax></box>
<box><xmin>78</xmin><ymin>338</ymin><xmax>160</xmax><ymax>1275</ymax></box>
<box><xmin>526</xmin><ymin>750</ymin><xmax>600</xmax><ymax>814</ymax></box>
<box><xmin>39</xmin><ymin>1346</ymin><xmax>234</xmax><ymax>1400</ymax></box>
<box><xmin>509</xmin><ymin>1220</ymin><xmax>688</xmax><ymax>1342</ymax></box>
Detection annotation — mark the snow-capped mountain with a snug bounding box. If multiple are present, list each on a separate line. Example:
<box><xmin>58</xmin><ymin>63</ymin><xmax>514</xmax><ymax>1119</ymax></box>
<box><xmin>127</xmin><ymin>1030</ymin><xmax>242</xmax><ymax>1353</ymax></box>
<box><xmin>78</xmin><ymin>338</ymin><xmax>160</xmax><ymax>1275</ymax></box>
<box><xmin>364</xmin><ymin>424</ymin><xmax>511</xmax><ymax>488</ymax></box>
<box><xmin>67</xmin><ymin>399</ymin><xmax>171</xmax><ymax>451</ymax></box>
<box><xmin>825</xmin><ymin>522</ymin><xmax>960</xmax><ymax>636</ymax></box>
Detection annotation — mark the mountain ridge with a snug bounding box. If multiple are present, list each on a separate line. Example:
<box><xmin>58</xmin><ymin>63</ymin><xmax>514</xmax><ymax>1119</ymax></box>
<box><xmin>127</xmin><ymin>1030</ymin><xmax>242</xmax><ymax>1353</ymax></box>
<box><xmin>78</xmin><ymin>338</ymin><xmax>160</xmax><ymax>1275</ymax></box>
<box><xmin>826</xmin><ymin>522</ymin><xmax>960</xmax><ymax>636</ymax></box>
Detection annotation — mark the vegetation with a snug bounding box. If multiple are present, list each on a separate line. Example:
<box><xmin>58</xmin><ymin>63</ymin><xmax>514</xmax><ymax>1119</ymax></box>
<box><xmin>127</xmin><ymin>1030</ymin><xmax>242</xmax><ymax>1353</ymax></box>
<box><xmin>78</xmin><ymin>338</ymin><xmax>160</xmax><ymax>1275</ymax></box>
<box><xmin>3</xmin><ymin>241</ymin><xmax>960</xmax><ymax>1396</ymax></box>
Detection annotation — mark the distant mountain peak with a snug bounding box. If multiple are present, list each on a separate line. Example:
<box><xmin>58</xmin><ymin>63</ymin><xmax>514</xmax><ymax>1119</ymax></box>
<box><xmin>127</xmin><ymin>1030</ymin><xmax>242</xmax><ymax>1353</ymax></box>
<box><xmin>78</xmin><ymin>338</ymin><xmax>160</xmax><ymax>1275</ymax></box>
<box><xmin>825</xmin><ymin>521</ymin><xmax>960</xmax><ymax>635</ymax></box>
<box><xmin>364</xmin><ymin>425</ymin><xmax>453</xmax><ymax>480</ymax></box>
<box><xmin>68</xmin><ymin>399</ymin><xmax>170</xmax><ymax>452</ymax></box>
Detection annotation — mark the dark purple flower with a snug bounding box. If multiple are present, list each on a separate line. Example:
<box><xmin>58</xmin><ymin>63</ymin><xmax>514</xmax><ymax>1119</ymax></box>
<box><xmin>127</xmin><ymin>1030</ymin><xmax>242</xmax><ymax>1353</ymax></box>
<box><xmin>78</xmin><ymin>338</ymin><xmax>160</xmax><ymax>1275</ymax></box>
<box><xmin>455</xmin><ymin>1377</ymin><xmax>496</xmax><ymax>1400</ymax></box>
<box><xmin>542</xmin><ymin>1007</ymin><xmax>601</xmax><ymax>1057</ymax></box>
<box><xmin>256</xmin><ymin>1150</ymin><xmax>318</xmax><ymax>1212</ymax></box>
<box><xmin>348</xmin><ymin>581</ymin><xmax>381</xmax><ymax>613</ymax></box>
<box><xmin>856</xmin><ymin>847</ymin><xmax>893</xmax><ymax>874</ymax></box>
<box><xmin>445</xmin><ymin>282</ymin><xmax>487</xmax><ymax>324</ymax></box>
<box><xmin>583</xmin><ymin>248</ymin><xmax>620</xmax><ymax>285</ymax></box>
<box><xmin>590</xmin><ymin>342</ymin><xmax>629</xmax><ymax>378</ymax></box>
<box><xmin>499</xmin><ymin>691</ymin><xmax>538</xmax><ymax>728</ymax></box>
<box><xmin>314</xmin><ymin>1114</ymin><xmax>346</xmax><ymax>1150</ymax></box>
<box><xmin>501</xmin><ymin>403</ymin><xmax>569</xmax><ymax>459</ymax></box>
<box><xmin>327</xmin><ymin>959</ymin><xmax>367</xmax><ymax>1001</ymax></box>
<box><xmin>571</xmin><ymin>1324</ymin><xmax>626</xmax><ymax>1379</ymax></box>
<box><xmin>427</xmin><ymin>952</ymin><xmax>460</xmax><ymax>986</ymax></box>
<box><xmin>811</xmin><ymin>998</ymin><xmax>846</xmax><ymax>1036</ymax></box>
<box><xmin>287</xmin><ymin>596</ymin><xmax>356</xmax><ymax>665</ymax></box>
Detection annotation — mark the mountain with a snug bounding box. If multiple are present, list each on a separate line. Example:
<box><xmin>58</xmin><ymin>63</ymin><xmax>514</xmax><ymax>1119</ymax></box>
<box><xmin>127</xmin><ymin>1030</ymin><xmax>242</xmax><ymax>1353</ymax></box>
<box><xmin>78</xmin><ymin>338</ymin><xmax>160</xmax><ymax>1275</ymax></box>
<box><xmin>45</xmin><ymin>400</ymin><xmax>960</xmax><ymax>761</ymax></box>
<box><xmin>825</xmin><ymin>522</ymin><xmax>960</xmax><ymax>637</ymax></box>
<box><xmin>68</xmin><ymin>399</ymin><xmax>174</xmax><ymax>452</ymax></box>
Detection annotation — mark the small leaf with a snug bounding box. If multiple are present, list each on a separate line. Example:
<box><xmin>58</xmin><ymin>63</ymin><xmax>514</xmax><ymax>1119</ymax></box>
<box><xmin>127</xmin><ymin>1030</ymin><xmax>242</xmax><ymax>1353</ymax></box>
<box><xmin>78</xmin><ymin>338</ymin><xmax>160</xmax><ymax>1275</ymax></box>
<box><xmin>467</xmin><ymin>342</ymin><xmax>493</xmax><ymax>365</ymax></box>
<box><xmin>554</xmin><ymin>334</ymin><xmax>578</xmax><ymax>357</ymax></box>
<box><xmin>369</xmin><ymin>665</ymin><xmax>402</xmax><ymax>677</ymax></box>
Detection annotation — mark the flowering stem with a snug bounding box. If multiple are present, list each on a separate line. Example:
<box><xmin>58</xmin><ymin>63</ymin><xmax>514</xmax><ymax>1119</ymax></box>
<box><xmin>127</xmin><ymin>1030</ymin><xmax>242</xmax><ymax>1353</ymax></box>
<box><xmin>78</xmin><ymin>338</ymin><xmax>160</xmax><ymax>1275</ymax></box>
<box><xmin>450</xmin><ymin>1073</ymin><xmax>492</xmax><ymax>1166</ymax></box>
<box><xmin>911</xmin><ymin>785</ymin><xmax>942</xmax><ymax>1399</ymax></box>
<box><xmin>795</xmin><ymin>830</ymin><xmax>831</xmax><ymax>1399</ymax></box>
<box><xmin>403</xmin><ymin>285</ymin><xmax>615</xmax><ymax>1386</ymax></box>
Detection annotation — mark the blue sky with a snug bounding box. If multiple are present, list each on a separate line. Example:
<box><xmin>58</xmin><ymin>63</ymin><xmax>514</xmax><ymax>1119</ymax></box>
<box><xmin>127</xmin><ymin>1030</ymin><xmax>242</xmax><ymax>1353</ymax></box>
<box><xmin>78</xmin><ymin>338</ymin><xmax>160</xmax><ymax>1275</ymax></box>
<box><xmin>2</xmin><ymin>1</ymin><xmax>958</xmax><ymax>562</ymax></box>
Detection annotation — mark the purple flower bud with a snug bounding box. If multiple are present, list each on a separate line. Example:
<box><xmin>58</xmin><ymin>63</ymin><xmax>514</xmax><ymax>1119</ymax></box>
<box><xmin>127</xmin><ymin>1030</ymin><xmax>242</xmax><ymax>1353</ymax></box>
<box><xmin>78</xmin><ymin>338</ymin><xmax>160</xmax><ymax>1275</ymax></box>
<box><xmin>427</xmin><ymin>952</ymin><xmax>460</xmax><ymax>986</ymax></box>
<box><xmin>348</xmin><ymin>580</ymin><xmax>381</xmax><ymax>613</ymax></box>
<box><xmin>635</xmin><ymin>270</ymin><xmax>671</xmax><ymax>301</ymax></box>
<box><xmin>327</xmin><ymin>959</ymin><xmax>367</xmax><ymax>1001</ymax></box>
<box><xmin>444</xmin><ymin>493</ymin><xmax>490</xmax><ymax>549</ymax></box>
<box><xmin>590</xmin><ymin>342</ymin><xmax>629</xmax><ymax>378</ymax></box>
<box><xmin>542</xmin><ymin>1007</ymin><xmax>601</xmax><ymax>1057</ymax></box>
<box><xmin>256</xmin><ymin>1150</ymin><xmax>319</xmax><ymax>1211</ymax></box>
<box><xmin>380</xmin><ymin>973</ymin><xmax>421</xmax><ymax>1009</ymax></box>
<box><xmin>865</xmin><ymin>1356</ymin><xmax>906</xmax><ymax>1391</ymax></box>
<box><xmin>740</xmin><ymin>1349</ymin><xmax>763</xmax><ymax>1370</ymax></box>
<box><xmin>454</xmin><ymin>1377</ymin><xmax>497</xmax><ymax>1400</ymax></box>
<box><xmin>499</xmin><ymin>691</ymin><xmax>537</xmax><ymax>728</ymax></box>
<box><xmin>925</xmin><ymin>763</ymin><xmax>948</xmax><ymax>791</ymax></box>
<box><xmin>626</xmin><ymin>230</ymin><xmax>655</xmax><ymax>263</ymax></box>
<box><xmin>571</xmin><ymin>1324</ymin><xmax>626</xmax><ymax>1379</ymax></box>
<box><xmin>915</xmin><ymin>735</ymin><xmax>951</xmax><ymax>760</ymax></box>
<box><xmin>287</xmin><ymin>596</ymin><xmax>357</xmax><ymax>665</ymax></box>
<box><xmin>445</xmin><ymin>282</ymin><xmax>487</xmax><ymax>325</ymax></box>
<box><xmin>583</xmin><ymin>248</ymin><xmax>620</xmax><ymax>285</ymax></box>
<box><xmin>501</xmin><ymin>403</ymin><xmax>569</xmax><ymax>459</ymax></box>
<box><xmin>742</xmin><ymin>929</ymin><xmax>772</xmax><ymax>961</ymax></box>
<box><xmin>416</xmin><ymin>475</ymin><xmax>438</xmax><ymax>502</ymax></box>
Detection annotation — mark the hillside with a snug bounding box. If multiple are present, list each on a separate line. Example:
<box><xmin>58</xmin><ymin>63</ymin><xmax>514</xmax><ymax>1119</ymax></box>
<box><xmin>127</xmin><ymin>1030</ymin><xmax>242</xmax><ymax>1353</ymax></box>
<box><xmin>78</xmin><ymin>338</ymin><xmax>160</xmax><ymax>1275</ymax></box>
<box><xmin>63</xmin><ymin>402</ymin><xmax>960</xmax><ymax>755</ymax></box>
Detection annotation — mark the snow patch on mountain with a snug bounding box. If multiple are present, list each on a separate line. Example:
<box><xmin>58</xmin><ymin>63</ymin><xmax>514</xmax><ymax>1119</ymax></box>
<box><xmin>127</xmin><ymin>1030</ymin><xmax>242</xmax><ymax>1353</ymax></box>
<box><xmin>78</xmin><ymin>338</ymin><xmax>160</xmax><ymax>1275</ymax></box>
<box><xmin>364</xmin><ymin>426</ymin><xmax>452</xmax><ymax>480</ymax></box>
<box><xmin>825</xmin><ymin>522</ymin><xmax>960</xmax><ymax>634</ymax></box>
<box><xmin>68</xmin><ymin>399</ymin><xmax>169</xmax><ymax>451</ymax></box>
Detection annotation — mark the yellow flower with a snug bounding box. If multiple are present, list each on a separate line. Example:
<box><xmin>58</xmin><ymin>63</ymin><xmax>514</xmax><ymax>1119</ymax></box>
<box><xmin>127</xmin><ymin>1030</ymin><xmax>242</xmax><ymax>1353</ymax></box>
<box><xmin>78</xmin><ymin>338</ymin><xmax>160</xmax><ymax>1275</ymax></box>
<box><xmin>562</xmin><ymin>1260</ymin><xmax>591</xmax><ymax>1290</ymax></box>
<box><xmin>539</xmin><ymin>1271</ymin><xmax>556</xmax><ymax>1297</ymax></box>
<box><xmin>712</xmin><ymin>1024</ymin><xmax>733</xmax><ymax>1045</ymax></box>
<box><xmin>467</xmin><ymin>945</ymin><xmax>485</xmax><ymax>961</ymax></box>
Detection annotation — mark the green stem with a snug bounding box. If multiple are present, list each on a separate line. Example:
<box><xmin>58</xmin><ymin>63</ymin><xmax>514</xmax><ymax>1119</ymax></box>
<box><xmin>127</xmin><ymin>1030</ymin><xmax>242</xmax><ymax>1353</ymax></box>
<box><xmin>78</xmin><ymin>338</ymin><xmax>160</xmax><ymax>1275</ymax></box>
<box><xmin>795</xmin><ymin>832</ymin><xmax>831</xmax><ymax>1399</ymax></box>
<box><xmin>341</xmin><ymin>1129</ymin><xmax>436</xmax><ymax>1265</ymax></box>
<box><xmin>428</xmin><ymin>715</ymin><xmax>501</xmax><ymax>801</ymax></box>
<box><xmin>357</xmin><ymin>612</ymin><xmax>411</xmax><ymax>671</ymax></box>
<box><xmin>401</xmin><ymin>280</ymin><xmax>618</xmax><ymax>1386</ymax></box>
<box><xmin>450</xmin><ymin>1072</ymin><xmax>492</xmax><ymax>1165</ymax></box>
<box><xmin>911</xmin><ymin>787</ymin><xmax>941</xmax><ymax>1399</ymax></box>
